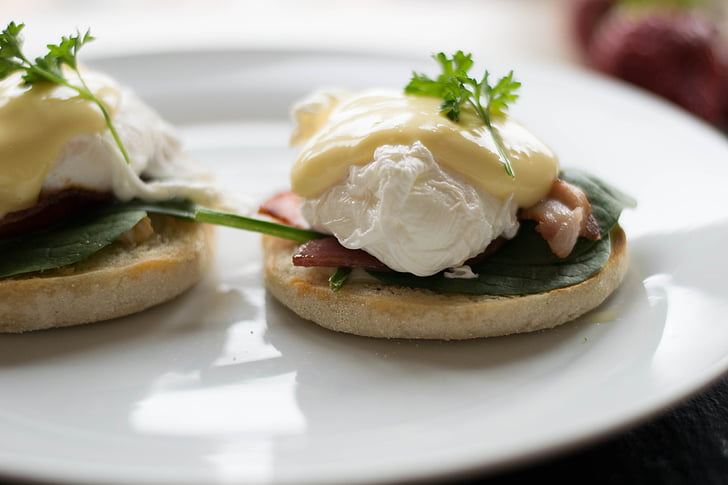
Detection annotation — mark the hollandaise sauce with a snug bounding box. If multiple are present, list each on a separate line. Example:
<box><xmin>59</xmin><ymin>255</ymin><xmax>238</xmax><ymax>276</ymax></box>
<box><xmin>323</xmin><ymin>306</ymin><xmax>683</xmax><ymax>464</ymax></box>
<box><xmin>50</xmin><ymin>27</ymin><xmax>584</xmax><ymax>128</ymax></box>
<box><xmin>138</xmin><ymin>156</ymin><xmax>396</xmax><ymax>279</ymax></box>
<box><xmin>0</xmin><ymin>72</ymin><xmax>119</xmax><ymax>217</ymax></box>
<box><xmin>290</xmin><ymin>91</ymin><xmax>559</xmax><ymax>208</ymax></box>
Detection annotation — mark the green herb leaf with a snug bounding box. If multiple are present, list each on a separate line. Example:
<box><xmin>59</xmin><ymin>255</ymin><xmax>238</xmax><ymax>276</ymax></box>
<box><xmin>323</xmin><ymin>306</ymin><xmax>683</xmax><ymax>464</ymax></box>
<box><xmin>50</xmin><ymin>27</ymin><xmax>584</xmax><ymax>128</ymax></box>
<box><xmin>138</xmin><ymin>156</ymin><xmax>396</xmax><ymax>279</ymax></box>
<box><xmin>329</xmin><ymin>267</ymin><xmax>351</xmax><ymax>292</ymax></box>
<box><xmin>122</xmin><ymin>198</ymin><xmax>327</xmax><ymax>243</ymax></box>
<box><xmin>0</xmin><ymin>207</ymin><xmax>146</xmax><ymax>278</ymax></box>
<box><xmin>0</xmin><ymin>22</ymin><xmax>131</xmax><ymax>164</ymax></box>
<box><xmin>366</xmin><ymin>170</ymin><xmax>635</xmax><ymax>295</ymax></box>
<box><xmin>405</xmin><ymin>51</ymin><xmax>521</xmax><ymax>177</ymax></box>
<box><xmin>486</xmin><ymin>70</ymin><xmax>521</xmax><ymax>118</ymax></box>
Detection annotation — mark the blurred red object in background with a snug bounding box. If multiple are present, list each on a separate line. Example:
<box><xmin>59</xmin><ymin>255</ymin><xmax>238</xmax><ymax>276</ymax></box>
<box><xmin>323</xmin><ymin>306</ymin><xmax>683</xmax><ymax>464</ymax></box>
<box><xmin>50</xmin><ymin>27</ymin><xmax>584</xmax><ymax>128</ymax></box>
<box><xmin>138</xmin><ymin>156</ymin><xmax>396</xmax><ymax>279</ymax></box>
<box><xmin>571</xmin><ymin>0</ymin><xmax>617</xmax><ymax>49</ymax></box>
<box><xmin>570</xmin><ymin>0</ymin><xmax>728</xmax><ymax>127</ymax></box>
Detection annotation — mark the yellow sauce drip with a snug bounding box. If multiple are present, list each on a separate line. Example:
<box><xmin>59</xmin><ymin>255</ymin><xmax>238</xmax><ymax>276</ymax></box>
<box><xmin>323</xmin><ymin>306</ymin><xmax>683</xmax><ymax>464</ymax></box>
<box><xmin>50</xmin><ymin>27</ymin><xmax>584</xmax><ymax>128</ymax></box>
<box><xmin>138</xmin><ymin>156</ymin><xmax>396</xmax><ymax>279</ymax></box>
<box><xmin>290</xmin><ymin>91</ymin><xmax>559</xmax><ymax>207</ymax></box>
<box><xmin>0</xmin><ymin>71</ymin><xmax>120</xmax><ymax>216</ymax></box>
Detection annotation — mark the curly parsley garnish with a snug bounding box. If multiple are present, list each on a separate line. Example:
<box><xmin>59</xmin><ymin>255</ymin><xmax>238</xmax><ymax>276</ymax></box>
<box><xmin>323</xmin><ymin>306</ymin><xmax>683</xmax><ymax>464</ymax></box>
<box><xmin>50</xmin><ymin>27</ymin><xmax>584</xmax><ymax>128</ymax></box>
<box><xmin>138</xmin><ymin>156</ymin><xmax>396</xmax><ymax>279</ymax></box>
<box><xmin>405</xmin><ymin>51</ymin><xmax>521</xmax><ymax>178</ymax></box>
<box><xmin>0</xmin><ymin>21</ymin><xmax>131</xmax><ymax>164</ymax></box>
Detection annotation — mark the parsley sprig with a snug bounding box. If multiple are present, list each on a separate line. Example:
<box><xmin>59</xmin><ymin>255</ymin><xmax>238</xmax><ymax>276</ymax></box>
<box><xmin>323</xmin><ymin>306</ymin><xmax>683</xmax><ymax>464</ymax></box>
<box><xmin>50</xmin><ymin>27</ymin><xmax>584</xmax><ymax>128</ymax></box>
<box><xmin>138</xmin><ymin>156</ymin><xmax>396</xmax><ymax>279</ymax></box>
<box><xmin>405</xmin><ymin>51</ymin><xmax>521</xmax><ymax>178</ymax></box>
<box><xmin>0</xmin><ymin>21</ymin><xmax>131</xmax><ymax>164</ymax></box>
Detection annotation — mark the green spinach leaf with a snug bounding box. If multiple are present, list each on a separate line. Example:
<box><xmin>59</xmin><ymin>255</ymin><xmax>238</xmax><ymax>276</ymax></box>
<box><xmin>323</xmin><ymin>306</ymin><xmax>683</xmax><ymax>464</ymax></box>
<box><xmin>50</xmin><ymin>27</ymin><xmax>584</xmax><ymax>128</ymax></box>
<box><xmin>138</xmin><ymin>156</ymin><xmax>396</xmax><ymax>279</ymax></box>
<box><xmin>0</xmin><ymin>206</ymin><xmax>146</xmax><ymax>278</ymax></box>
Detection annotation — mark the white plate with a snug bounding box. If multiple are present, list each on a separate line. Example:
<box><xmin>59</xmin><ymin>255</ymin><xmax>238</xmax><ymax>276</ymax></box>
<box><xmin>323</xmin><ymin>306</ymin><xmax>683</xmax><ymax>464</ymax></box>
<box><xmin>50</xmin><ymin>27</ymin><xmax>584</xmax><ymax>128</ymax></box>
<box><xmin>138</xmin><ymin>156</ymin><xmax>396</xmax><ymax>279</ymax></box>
<box><xmin>2</xmin><ymin>51</ymin><xmax>728</xmax><ymax>485</ymax></box>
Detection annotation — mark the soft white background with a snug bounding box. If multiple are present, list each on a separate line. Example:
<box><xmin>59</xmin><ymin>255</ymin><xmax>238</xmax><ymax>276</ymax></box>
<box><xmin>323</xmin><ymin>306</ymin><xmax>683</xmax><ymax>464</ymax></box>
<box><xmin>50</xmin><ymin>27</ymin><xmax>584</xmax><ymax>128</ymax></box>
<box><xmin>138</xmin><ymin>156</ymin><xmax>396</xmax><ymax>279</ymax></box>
<box><xmin>1</xmin><ymin>0</ymin><xmax>578</xmax><ymax>63</ymax></box>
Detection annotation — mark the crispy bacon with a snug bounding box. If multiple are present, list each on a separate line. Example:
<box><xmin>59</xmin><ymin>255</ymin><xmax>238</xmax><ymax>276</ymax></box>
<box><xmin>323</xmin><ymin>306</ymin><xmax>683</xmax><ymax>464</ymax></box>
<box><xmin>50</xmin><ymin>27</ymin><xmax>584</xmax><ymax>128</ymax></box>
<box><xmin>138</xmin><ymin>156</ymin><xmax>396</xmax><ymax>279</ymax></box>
<box><xmin>0</xmin><ymin>188</ymin><xmax>112</xmax><ymax>239</ymax></box>
<box><xmin>519</xmin><ymin>178</ymin><xmax>601</xmax><ymax>258</ymax></box>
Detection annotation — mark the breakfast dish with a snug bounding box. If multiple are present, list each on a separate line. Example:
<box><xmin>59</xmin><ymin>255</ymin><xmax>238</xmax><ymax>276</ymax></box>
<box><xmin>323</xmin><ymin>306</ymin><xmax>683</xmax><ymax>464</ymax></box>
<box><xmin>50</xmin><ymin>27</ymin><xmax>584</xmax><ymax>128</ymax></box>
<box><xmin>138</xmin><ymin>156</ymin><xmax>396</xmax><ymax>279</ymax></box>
<box><xmin>262</xmin><ymin>52</ymin><xmax>634</xmax><ymax>339</ymax></box>
<box><xmin>0</xmin><ymin>23</ymin><xmax>222</xmax><ymax>331</ymax></box>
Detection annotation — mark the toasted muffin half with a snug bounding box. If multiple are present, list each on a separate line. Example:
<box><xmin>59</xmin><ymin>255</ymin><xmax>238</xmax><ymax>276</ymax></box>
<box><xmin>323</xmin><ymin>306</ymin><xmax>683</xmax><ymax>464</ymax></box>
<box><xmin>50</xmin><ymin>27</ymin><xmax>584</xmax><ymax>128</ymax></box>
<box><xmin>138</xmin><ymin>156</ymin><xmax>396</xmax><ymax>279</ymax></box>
<box><xmin>262</xmin><ymin>226</ymin><xmax>628</xmax><ymax>340</ymax></box>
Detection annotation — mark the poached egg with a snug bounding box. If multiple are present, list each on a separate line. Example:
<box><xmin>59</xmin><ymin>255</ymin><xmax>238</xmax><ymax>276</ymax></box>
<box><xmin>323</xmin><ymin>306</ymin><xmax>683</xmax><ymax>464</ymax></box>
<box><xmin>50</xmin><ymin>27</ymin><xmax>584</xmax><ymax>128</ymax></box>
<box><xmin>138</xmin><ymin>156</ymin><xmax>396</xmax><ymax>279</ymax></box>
<box><xmin>290</xmin><ymin>89</ymin><xmax>559</xmax><ymax>276</ymax></box>
<box><xmin>0</xmin><ymin>68</ymin><xmax>218</xmax><ymax>220</ymax></box>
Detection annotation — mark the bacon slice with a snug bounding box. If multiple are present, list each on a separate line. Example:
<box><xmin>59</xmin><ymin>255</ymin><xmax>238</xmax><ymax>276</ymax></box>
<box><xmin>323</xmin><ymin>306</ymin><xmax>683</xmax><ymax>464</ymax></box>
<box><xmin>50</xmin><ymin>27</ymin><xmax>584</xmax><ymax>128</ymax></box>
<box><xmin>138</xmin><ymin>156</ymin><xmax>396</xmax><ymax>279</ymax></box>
<box><xmin>0</xmin><ymin>188</ymin><xmax>112</xmax><ymax>239</ymax></box>
<box><xmin>260</xmin><ymin>191</ymin><xmax>390</xmax><ymax>269</ymax></box>
<box><xmin>258</xmin><ymin>191</ymin><xmax>308</xmax><ymax>228</ymax></box>
<box><xmin>292</xmin><ymin>235</ymin><xmax>507</xmax><ymax>270</ymax></box>
<box><xmin>519</xmin><ymin>178</ymin><xmax>601</xmax><ymax>258</ymax></box>
<box><xmin>293</xmin><ymin>237</ymin><xmax>389</xmax><ymax>269</ymax></box>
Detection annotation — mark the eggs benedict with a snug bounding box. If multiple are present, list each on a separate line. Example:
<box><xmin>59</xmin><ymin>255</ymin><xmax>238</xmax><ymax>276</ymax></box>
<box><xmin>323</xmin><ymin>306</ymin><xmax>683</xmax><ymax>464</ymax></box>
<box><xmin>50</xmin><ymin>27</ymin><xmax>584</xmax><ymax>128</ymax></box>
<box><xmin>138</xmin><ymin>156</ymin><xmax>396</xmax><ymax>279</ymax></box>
<box><xmin>261</xmin><ymin>51</ymin><xmax>634</xmax><ymax>340</ymax></box>
<box><xmin>0</xmin><ymin>23</ymin><xmax>220</xmax><ymax>332</ymax></box>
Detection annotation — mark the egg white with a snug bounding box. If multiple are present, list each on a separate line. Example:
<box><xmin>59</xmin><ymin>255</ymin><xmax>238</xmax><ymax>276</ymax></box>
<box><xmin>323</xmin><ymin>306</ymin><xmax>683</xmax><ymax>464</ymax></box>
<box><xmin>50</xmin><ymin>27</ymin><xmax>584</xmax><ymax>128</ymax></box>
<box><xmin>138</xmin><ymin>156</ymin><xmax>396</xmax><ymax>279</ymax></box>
<box><xmin>302</xmin><ymin>142</ymin><xmax>519</xmax><ymax>277</ymax></box>
<box><xmin>41</xmin><ymin>81</ymin><xmax>220</xmax><ymax>207</ymax></box>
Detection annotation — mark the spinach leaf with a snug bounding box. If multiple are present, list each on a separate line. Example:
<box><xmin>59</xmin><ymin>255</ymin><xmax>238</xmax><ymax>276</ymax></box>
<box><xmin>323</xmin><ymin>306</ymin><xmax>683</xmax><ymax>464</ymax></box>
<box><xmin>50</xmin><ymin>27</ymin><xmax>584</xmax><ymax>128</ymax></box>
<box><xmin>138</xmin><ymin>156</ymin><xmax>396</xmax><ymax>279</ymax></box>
<box><xmin>366</xmin><ymin>169</ymin><xmax>635</xmax><ymax>295</ymax></box>
<box><xmin>0</xmin><ymin>206</ymin><xmax>146</xmax><ymax>278</ymax></box>
<box><xmin>560</xmin><ymin>169</ymin><xmax>636</xmax><ymax>234</ymax></box>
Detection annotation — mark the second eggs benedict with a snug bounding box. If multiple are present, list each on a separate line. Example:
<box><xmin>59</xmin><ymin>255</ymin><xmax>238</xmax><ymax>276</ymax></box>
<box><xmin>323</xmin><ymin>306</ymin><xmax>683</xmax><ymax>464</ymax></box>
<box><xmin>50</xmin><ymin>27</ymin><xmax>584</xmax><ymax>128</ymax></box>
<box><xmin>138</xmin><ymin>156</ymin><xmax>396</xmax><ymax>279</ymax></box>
<box><xmin>260</xmin><ymin>51</ymin><xmax>634</xmax><ymax>339</ymax></box>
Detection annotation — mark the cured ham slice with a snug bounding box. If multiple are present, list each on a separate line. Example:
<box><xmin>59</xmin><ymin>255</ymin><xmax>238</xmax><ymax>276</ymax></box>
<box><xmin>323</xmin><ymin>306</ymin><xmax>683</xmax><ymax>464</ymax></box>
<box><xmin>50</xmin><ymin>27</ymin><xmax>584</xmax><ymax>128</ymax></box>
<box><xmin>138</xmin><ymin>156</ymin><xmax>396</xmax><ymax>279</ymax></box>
<box><xmin>292</xmin><ymin>236</ymin><xmax>507</xmax><ymax>270</ymax></box>
<box><xmin>259</xmin><ymin>191</ymin><xmax>308</xmax><ymax>228</ymax></box>
<box><xmin>520</xmin><ymin>178</ymin><xmax>601</xmax><ymax>258</ymax></box>
<box><xmin>260</xmin><ymin>192</ymin><xmax>388</xmax><ymax>269</ymax></box>
<box><xmin>293</xmin><ymin>237</ymin><xmax>389</xmax><ymax>269</ymax></box>
<box><xmin>0</xmin><ymin>189</ymin><xmax>112</xmax><ymax>238</ymax></box>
